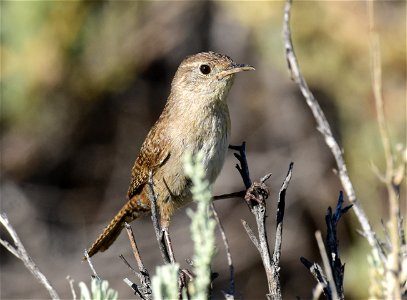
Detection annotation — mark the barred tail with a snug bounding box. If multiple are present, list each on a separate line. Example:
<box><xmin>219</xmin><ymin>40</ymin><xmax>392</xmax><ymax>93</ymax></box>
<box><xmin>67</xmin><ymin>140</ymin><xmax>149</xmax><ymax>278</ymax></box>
<box><xmin>86</xmin><ymin>206</ymin><xmax>128</xmax><ymax>259</ymax></box>
<box><xmin>86</xmin><ymin>192</ymin><xmax>151</xmax><ymax>259</ymax></box>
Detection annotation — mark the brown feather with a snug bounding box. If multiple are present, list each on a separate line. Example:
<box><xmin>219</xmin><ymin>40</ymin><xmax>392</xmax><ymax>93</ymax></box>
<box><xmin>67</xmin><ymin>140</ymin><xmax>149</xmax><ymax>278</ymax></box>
<box><xmin>85</xmin><ymin>51</ymin><xmax>253</xmax><ymax>258</ymax></box>
<box><xmin>127</xmin><ymin>113</ymin><xmax>170</xmax><ymax>199</ymax></box>
<box><xmin>86</xmin><ymin>191</ymin><xmax>151</xmax><ymax>258</ymax></box>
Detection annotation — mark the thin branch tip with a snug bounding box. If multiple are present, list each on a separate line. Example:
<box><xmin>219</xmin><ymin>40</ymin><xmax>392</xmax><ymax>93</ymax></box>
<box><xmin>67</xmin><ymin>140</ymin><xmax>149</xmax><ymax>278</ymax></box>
<box><xmin>283</xmin><ymin>0</ymin><xmax>383</xmax><ymax>260</ymax></box>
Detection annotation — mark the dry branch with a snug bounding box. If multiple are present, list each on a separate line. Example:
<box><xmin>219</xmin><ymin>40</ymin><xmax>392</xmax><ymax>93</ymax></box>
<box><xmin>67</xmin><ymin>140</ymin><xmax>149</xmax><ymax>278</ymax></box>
<box><xmin>211</xmin><ymin>203</ymin><xmax>235</xmax><ymax>299</ymax></box>
<box><xmin>231</xmin><ymin>143</ymin><xmax>293</xmax><ymax>299</ymax></box>
<box><xmin>282</xmin><ymin>0</ymin><xmax>384</xmax><ymax>261</ymax></box>
<box><xmin>121</xmin><ymin>223</ymin><xmax>152</xmax><ymax>299</ymax></box>
<box><xmin>300</xmin><ymin>192</ymin><xmax>351</xmax><ymax>300</ymax></box>
<box><xmin>0</xmin><ymin>213</ymin><xmax>60</xmax><ymax>299</ymax></box>
<box><xmin>147</xmin><ymin>171</ymin><xmax>172</xmax><ymax>264</ymax></box>
<box><xmin>368</xmin><ymin>1</ymin><xmax>403</xmax><ymax>298</ymax></box>
<box><xmin>273</xmin><ymin>162</ymin><xmax>293</xmax><ymax>267</ymax></box>
<box><xmin>83</xmin><ymin>249</ymin><xmax>100</xmax><ymax>280</ymax></box>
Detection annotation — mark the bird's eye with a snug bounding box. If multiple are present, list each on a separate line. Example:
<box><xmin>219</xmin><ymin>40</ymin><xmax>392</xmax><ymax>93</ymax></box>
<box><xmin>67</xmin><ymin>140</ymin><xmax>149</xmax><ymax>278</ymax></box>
<box><xmin>199</xmin><ymin>64</ymin><xmax>211</xmax><ymax>75</ymax></box>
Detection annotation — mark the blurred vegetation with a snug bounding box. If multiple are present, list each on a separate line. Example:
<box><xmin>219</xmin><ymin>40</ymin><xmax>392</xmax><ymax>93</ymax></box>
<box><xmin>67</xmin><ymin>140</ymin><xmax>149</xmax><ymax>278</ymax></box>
<box><xmin>1</xmin><ymin>1</ymin><xmax>405</xmax><ymax>299</ymax></box>
<box><xmin>78</xmin><ymin>278</ymin><xmax>118</xmax><ymax>300</ymax></box>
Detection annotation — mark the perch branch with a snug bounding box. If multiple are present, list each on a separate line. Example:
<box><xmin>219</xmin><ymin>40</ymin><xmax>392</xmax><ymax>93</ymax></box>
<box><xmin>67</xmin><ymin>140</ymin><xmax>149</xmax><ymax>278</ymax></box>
<box><xmin>162</xmin><ymin>227</ymin><xmax>176</xmax><ymax>264</ymax></box>
<box><xmin>122</xmin><ymin>223</ymin><xmax>152</xmax><ymax>299</ymax></box>
<box><xmin>231</xmin><ymin>142</ymin><xmax>286</xmax><ymax>299</ymax></box>
<box><xmin>213</xmin><ymin>190</ymin><xmax>246</xmax><ymax>201</ymax></box>
<box><xmin>211</xmin><ymin>203</ymin><xmax>235</xmax><ymax>298</ymax></box>
<box><xmin>147</xmin><ymin>172</ymin><xmax>171</xmax><ymax>264</ymax></box>
<box><xmin>124</xmin><ymin>223</ymin><xmax>148</xmax><ymax>274</ymax></box>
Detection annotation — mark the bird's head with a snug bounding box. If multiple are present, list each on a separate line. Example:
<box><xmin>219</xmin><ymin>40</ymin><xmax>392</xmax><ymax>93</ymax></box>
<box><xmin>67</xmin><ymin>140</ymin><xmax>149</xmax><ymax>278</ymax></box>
<box><xmin>171</xmin><ymin>51</ymin><xmax>254</xmax><ymax>103</ymax></box>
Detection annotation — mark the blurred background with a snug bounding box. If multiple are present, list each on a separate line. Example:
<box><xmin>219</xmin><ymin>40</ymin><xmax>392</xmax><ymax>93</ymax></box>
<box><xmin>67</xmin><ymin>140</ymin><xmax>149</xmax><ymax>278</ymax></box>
<box><xmin>1</xmin><ymin>1</ymin><xmax>405</xmax><ymax>299</ymax></box>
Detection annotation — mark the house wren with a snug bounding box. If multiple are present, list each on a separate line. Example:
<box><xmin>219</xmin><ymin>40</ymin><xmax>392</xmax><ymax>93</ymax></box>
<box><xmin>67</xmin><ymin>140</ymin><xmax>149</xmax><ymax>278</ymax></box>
<box><xmin>87</xmin><ymin>51</ymin><xmax>254</xmax><ymax>257</ymax></box>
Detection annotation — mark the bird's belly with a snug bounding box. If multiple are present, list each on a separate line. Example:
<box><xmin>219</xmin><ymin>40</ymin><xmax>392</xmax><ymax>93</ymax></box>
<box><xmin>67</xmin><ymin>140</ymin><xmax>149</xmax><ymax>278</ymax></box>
<box><xmin>188</xmin><ymin>106</ymin><xmax>230</xmax><ymax>184</ymax></box>
<box><xmin>158</xmin><ymin>105</ymin><xmax>230</xmax><ymax>213</ymax></box>
<box><xmin>199</xmin><ymin>127</ymin><xmax>229</xmax><ymax>184</ymax></box>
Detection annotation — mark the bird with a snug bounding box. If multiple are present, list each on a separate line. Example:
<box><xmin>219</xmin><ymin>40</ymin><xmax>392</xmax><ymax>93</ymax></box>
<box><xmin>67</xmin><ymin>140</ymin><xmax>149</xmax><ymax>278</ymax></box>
<box><xmin>87</xmin><ymin>51</ymin><xmax>254</xmax><ymax>257</ymax></box>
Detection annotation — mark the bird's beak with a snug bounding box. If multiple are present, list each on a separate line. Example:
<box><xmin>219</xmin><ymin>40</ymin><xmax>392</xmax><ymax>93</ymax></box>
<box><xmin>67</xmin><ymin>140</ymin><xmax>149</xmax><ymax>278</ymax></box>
<box><xmin>216</xmin><ymin>63</ymin><xmax>255</xmax><ymax>79</ymax></box>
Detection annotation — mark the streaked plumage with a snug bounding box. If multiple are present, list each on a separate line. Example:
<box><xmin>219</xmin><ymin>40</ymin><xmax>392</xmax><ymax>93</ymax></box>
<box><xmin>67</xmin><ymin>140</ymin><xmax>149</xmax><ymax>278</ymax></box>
<box><xmin>87</xmin><ymin>52</ymin><xmax>254</xmax><ymax>257</ymax></box>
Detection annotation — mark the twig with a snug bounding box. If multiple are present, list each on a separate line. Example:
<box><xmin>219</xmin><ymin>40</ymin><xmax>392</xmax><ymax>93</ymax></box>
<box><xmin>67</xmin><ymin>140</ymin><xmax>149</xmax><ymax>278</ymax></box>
<box><xmin>242</xmin><ymin>173</ymin><xmax>282</xmax><ymax>298</ymax></box>
<box><xmin>273</xmin><ymin>162</ymin><xmax>293</xmax><ymax>267</ymax></box>
<box><xmin>300</xmin><ymin>257</ymin><xmax>331</xmax><ymax>299</ymax></box>
<box><xmin>119</xmin><ymin>255</ymin><xmax>143</xmax><ymax>280</ymax></box>
<box><xmin>0</xmin><ymin>236</ymin><xmax>20</xmax><ymax>258</ymax></box>
<box><xmin>301</xmin><ymin>193</ymin><xmax>351</xmax><ymax>300</ymax></box>
<box><xmin>213</xmin><ymin>144</ymin><xmax>251</xmax><ymax>202</ymax></box>
<box><xmin>120</xmin><ymin>256</ymin><xmax>150</xmax><ymax>299</ymax></box>
<box><xmin>162</xmin><ymin>228</ymin><xmax>176</xmax><ymax>264</ymax></box>
<box><xmin>178</xmin><ymin>270</ymin><xmax>191</xmax><ymax>300</ymax></box>
<box><xmin>147</xmin><ymin>171</ymin><xmax>171</xmax><ymax>264</ymax></box>
<box><xmin>213</xmin><ymin>190</ymin><xmax>246</xmax><ymax>201</ymax></box>
<box><xmin>124</xmin><ymin>223</ymin><xmax>147</xmax><ymax>273</ymax></box>
<box><xmin>123</xmin><ymin>277</ymin><xmax>144</xmax><ymax>298</ymax></box>
<box><xmin>241</xmin><ymin>220</ymin><xmax>260</xmax><ymax>252</ymax></box>
<box><xmin>83</xmin><ymin>249</ymin><xmax>100</xmax><ymax>280</ymax></box>
<box><xmin>0</xmin><ymin>213</ymin><xmax>60</xmax><ymax>299</ymax></box>
<box><xmin>229</xmin><ymin>143</ymin><xmax>252</xmax><ymax>189</ymax></box>
<box><xmin>244</xmin><ymin>180</ymin><xmax>274</xmax><ymax>298</ymax></box>
<box><xmin>232</xmin><ymin>143</ymin><xmax>291</xmax><ymax>299</ymax></box>
<box><xmin>368</xmin><ymin>0</ymin><xmax>395</xmax><ymax>184</ymax></box>
<box><xmin>66</xmin><ymin>276</ymin><xmax>77</xmax><ymax>300</ymax></box>
<box><xmin>315</xmin><ymin>231</ymin><xmax>339</xmax><ymax>300</ymax></box>
<box><xmin>312</xmin><ymin>283</ymin><xmax>324</xmax><ymax>300</ymax></box>
<box><xmin>283</xmin><ymin>0</ymin><xmax>384</xmax><ymax>260</ymax></box>
<box><xmin>123</xmin><ymin>223</ymin><xmax>152</xmax><ymax>299</ymax></box>
<box><xmin>256</xmin><ymin>208</ymin><xmax>275</xmax><ymax>300</ymax></box>
<box><xmin>368</xmin><ymin>1</ymin><xmax>402</xmax><ymax>298</ymax></box>
<box><xmin>325</xmin><ymin>192</ymin><xmax>352</xmax><ymax>299</ymax></box>
<box><xmin>211</xmin><ymin>203</ymin><xmax>235</xmax><ymax>298</ymax></box>
<box><xmin>148</xmin><ymin>172</ymin><xmax>189</xmax><ymax>297</ymax></box>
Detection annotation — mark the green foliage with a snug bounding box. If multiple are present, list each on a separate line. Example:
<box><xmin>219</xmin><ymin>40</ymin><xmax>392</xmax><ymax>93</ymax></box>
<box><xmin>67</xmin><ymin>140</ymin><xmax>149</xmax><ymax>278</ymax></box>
<box><xmin>367</xmin><ymin>248</ymin><xmax>385</xmax><ymax>299</ymax></box>
<box><xmin>151</xmin><ymin>264</ymin><xmax>180</xmax><ymax>300</ymax></box>
<box><xmin>151</xmin><ymin>151</ymin><xmax>217</xmax><ymax>299</ymax></box>
<box><xmin>184</xmin><ymin>151</ymin><xmax>217</xmax><ymax>299</ymax></box>
<box><xmin>78</xmin><ymin>278</ymin><xmax>118</xmax><ymax>300</ymax></box>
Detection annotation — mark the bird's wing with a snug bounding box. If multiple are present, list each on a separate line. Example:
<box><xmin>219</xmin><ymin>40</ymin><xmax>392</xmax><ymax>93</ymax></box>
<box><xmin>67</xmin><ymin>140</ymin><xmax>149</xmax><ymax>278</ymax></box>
<box><xmin>127</xmin><ymin>122</ymin><xmax>170</xmax><ymax>199</ymax></box>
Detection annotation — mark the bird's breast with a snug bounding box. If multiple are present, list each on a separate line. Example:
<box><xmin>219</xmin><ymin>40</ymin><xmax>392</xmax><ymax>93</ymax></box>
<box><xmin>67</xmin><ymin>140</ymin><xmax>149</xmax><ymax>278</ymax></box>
<box><xmin>170</xmin><ymin>101</ymin><xmax>231</xmax><ymax>184</ymax></box>
<box><xmin>199</xmin><ymin>105</ymin><xmax>231</xmax><ymax>184</ymax></box>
